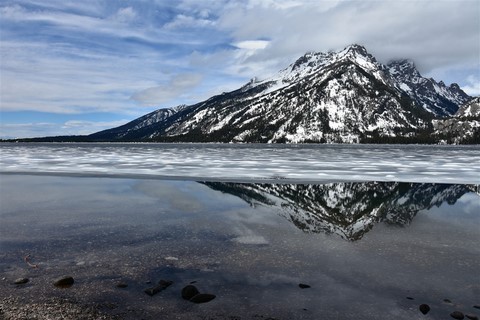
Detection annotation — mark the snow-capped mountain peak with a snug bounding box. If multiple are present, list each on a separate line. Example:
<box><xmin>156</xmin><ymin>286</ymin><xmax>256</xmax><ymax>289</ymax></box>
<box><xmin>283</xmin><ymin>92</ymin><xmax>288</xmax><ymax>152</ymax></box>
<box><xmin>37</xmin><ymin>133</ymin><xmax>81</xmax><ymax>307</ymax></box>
<box><xmin>89</xmin><ymin>45</ymin><xmax>474</xmax><ymax>144</ymax></box>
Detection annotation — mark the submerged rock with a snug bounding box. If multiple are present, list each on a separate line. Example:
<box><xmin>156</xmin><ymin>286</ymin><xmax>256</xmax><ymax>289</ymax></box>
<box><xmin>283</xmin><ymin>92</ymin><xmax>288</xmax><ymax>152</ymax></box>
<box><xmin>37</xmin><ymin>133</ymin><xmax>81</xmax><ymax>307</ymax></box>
<box><xmin>419</xmin><ymin>304</ymin><xmax>430</xmax><ymax>315</ymax></box>
<box><xmin>450</xmin><ymin>311</ymin><xmax>465</xmax><ymax>319</ymax></box>
<box><xmin>189</xmin><ymin>293</ymin><xmax>216</xmax><ymax>304</ymax></box>
<box><xmin>144</xmin><ymin>279</ymin><xmax>173</xmax><ymax>296</ymax></box>
<box><xmin>181</xmin><ymin>285</ymin><xmax>200</xmax><ymax>300</ymax></box>
<box><xmin>54</xmin><ymin>276</ymin><xmax>74</xmax><ymax>288</ymax></box>
<box><xmin>14</xmin><ymin>278</ymin><xmax>29</xmax><ymax>285</ymax></box>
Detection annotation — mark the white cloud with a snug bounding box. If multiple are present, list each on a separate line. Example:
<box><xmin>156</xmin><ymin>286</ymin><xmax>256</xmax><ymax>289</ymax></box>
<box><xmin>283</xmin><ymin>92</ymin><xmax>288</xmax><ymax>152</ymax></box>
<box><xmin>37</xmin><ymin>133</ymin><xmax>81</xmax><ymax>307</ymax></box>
<box><xmin>233</xmin><ymin>40</ymin><xmax>269</xmax><ymax>50</ymax></box>
<box><xmin>218</xmin><ymin>0</ymin><xmax>480</xmax><ymax>78</ymax></box>
<box><xmin>0</xmin><ymin>120</ymin><xmax>130</xmax><ymax>139</ymax></box>
<box><xmin>163</xmin><ymin>14</ymin><xmax>215</xmax><ymax>29</ymax></box>
<box><xmin>131</xmin><ymin>73</ymin><xmax>203</xmax><ymax>106</ymax></box>
<box><xmin>110</xmin><ymin>7</ymin><xmax>137</xmax><ymax>23</ymax></box>
<box><xmin>461</xmin><ymin>75</ymin><xmax>480</xmax><ymax>97</ymax></box>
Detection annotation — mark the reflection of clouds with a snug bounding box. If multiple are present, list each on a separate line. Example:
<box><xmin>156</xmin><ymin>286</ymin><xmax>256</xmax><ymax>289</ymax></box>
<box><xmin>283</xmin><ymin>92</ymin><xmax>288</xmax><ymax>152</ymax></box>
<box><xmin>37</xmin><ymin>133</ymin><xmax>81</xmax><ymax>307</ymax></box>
<box><xmin>458</xmin><ymin>192</ymin><xmax>480</xmax><ymax>215</ymax></box>
<box><xmin>231</xmin><ymin>225</ymin><xmax>269</xmax><ymax>245</ymax></box>
<box><xmin>232</xmin><ymin>234</ymin><xmax>268</xmax><ymax>245</ymax></box>
<box><xmin>425</xmin><ymin>192</ymin><xmax>480</xmax><ymax>226</ymax></box>
<box><xmin>133</xmin><ymin>180</ymin><xmax>206</xmax><ymax>212</ymax></box>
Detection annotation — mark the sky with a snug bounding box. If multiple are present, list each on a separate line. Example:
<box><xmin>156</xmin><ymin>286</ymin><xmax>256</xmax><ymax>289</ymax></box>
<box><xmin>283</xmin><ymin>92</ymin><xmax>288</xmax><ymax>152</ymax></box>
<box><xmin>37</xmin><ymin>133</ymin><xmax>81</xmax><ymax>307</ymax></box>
<box><xmin>0</xmin><ymin>0</ymin><xmax>479</xmax><ymax>139</ymax></box>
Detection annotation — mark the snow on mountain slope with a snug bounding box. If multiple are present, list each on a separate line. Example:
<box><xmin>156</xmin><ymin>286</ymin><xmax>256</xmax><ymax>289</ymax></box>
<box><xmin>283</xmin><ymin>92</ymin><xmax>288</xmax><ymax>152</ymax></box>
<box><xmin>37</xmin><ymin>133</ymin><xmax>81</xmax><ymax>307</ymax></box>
<box><xmin>454</xmin><ymin>96</ymin><xmax>480</xmax><ymax>118</ymax></box>
<box><xmin>433</xmin><ymin>97</ymin><xmax>480</xmax><ymax>144</ymax></box>
<box><xmin>387</xmin><ymin>59</ymin><xmax>471</xmax><ymax>116</ymax></box>
<box><xmin>88</xmin><ymin>44</ymin><xmax>472</xmax><ymax>143</ymax></box>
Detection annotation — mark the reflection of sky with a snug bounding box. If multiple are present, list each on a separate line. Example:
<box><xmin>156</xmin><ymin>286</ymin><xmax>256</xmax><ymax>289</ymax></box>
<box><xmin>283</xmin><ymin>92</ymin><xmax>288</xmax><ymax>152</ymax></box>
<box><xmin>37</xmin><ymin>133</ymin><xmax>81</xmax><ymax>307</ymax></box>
<box><xmin>420</xmin><ymin>192</ymin><xmax>480</xmax><ymax>229</ymax></box>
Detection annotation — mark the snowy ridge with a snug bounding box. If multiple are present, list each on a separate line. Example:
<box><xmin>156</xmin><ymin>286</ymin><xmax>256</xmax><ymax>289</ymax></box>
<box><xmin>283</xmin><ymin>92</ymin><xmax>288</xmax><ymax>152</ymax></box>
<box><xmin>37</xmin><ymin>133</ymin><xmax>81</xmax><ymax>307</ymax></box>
<box><xmin>433</xmin><ymin>97</ymin><xmax>480</xmax><ymax>143</ymax></box>
<box><xmin>454</xmin><ymin>97</ymin><xmax>480</xmax><ymax>118</ymax></box>
<box><xmin>387</xmin><ymin>59</ymin><xmax>470</xmax><ymax>116</ymax></box>
<box><xmin>88</xmin><ymin>44</ymin><xmax>473</xmax><ymax>144</ymax></box>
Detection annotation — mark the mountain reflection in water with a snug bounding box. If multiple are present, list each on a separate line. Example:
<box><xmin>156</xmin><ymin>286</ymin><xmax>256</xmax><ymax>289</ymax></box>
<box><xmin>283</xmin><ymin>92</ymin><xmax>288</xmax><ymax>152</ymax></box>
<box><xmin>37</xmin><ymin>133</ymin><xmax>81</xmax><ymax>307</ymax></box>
<box><xmin>202</xmin><ymin>181</ymin><xmax>479</xmax><ymax>241</ymax></box>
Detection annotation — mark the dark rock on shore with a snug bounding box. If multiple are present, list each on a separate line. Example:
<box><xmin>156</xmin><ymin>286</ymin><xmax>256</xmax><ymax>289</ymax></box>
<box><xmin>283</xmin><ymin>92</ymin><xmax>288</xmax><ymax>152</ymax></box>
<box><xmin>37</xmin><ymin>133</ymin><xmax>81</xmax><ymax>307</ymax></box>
<box><xmin>13</xmin><ymin>278</ymin><xmax>29</xmax><ymax>285</ymax></box>
<box><xmin>406</xmin><ymin>297</ymin><xmax>414</xmax><ymax>300</ymax></box>
<box><xmin>54</xmin><ymin>276</ymin><xmax>74</xmax><ymax>288</ymax></box>
<box><xmin>298</xmin><ymin>283</ymin><xmax>311</xmax><ymax>289</ymax></box>
<box><xmin>474</xmin><ymin>306</ymin><xmax>480</xmax><ymax>310</ymax></box>
<box><xmin>116</xmin><ymin>282</ymin><xmax>128</xmax><ymax>288</ymax></box>
<box><xmin>450</xmin><ymin>311</ymin><xmax>465</xmax><ymax>319</ymax></box>
<box><xmin>144</xmin><ymin>279</ymin><xmax>173</xmax><ymax>296</ymax></box>
<box><xmin>419</xmin><ymin>304</ymin><xmax>430</xmax><ymax>315</ymax></box>
<box><xmin>189</xmin><ymin>293</ymin><xmax>216</xmax><ymax>304</ymax></box>
<box><xmin>182</xmin><ymin>285</ymin><xmax>200</xmax><ymax>300</ymax></box>
<box><xmin>466</xmin><ymin>314</ymin><xmax>479</xmax><ymax>320</ymax></box>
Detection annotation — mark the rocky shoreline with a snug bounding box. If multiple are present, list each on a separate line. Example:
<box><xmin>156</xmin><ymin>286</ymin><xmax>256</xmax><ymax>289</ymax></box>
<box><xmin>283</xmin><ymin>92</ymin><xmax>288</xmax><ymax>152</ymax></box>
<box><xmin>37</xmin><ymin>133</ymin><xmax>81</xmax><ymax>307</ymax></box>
<box><xmin>0</xmin><ymin>296</ymin><xmax>119</xmax><ymax>320</ymax></box>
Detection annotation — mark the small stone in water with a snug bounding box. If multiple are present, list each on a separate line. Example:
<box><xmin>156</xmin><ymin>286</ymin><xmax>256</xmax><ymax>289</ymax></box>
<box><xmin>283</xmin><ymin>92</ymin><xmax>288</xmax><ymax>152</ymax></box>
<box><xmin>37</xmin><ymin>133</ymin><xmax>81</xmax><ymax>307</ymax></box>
<box><xmin>189</xmin><ymin>293</ymin><xmax>216</xmax><ymax>304</ymax></box>
<box><xmin>406</xmin><ymin>297</ymin><xmax>414</xmax><ymax>300</ymax></box>
<box><xmin>182</xmin><ymin>285</ymin><xmax>200</xmax><ymax>300</ymax></box>
<box><xmin>54</xmin><ymin>276</ymin><xmax>74</xmax><ymax>288</ymax></box>
<box><xmin>299</xmin><ymin>283</ymin><xmax>311</xmax><ymax>289</ymax></box>
<box><xmin>144</xmin><ymin>279</ymin><xmax>173</xmax><ymax>296</ymax></box>
<box><xmin>450</xmin><ymin>311</ymin><xmax>465</xmax><ymax>319</ymax></box>
<box><xmin>14</xmin><ymin>278</ymin><xmax>29</xmax><ymax>285</ymax></box>
<box><xmin>419</xmin><ymin>304</ymin><xmax>430</xmax><ymax>315</ymax></box>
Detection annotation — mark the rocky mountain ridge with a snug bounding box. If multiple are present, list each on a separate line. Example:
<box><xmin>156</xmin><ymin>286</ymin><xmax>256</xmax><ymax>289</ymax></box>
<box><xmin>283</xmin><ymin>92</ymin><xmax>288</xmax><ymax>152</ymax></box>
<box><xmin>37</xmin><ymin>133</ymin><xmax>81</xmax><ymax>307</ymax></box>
<box><xmin>13</xmin><ymin>44</ymin><xmax>477</xmax><ymax>144</ymax></box>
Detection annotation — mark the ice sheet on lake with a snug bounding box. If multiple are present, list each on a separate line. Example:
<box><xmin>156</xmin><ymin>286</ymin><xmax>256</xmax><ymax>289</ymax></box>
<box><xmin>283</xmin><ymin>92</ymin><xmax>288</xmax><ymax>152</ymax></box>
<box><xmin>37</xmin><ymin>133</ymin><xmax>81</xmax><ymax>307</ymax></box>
<box><xmin>1</xmin><ymin>143</ymin><xmax>479</xmax><ymax>184</ymax></box>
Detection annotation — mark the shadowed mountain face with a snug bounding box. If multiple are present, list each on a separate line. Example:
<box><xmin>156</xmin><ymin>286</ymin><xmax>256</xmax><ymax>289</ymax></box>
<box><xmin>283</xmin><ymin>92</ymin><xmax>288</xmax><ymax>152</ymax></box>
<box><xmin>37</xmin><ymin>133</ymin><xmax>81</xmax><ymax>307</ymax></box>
<box><xmin>201</xmin><ymin>181</ymin><xmax>478</xmax><ymax>241</ymax></box>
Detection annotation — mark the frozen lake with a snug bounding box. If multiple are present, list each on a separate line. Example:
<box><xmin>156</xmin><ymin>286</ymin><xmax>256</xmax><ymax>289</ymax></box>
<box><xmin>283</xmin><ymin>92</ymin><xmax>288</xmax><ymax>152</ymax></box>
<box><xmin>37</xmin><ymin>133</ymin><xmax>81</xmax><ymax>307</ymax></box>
<box><xmin>1</xmin><ymin>142</ymin><xmax>479</xmax><ymax>184</ymax></box>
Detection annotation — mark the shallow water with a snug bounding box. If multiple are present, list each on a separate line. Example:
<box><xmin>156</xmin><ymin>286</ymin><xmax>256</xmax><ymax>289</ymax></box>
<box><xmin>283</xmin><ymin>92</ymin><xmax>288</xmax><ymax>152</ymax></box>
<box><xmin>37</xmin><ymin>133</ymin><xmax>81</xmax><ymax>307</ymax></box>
<box><xmin>1</xmin><ymin>174</ymin><xmax>479</xmax><ymax>319</ymax></box>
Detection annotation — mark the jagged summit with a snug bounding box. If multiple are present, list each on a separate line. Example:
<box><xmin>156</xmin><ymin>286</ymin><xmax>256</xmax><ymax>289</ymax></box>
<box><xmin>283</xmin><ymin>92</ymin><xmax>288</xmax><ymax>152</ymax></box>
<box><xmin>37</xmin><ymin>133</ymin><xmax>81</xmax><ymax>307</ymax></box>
<box><xmin>388</xmin><ymin>59</ymin><xmax>421</xmax><ymax>79</ymax></box>
<box><xmin>88</xmin><ymin>45</ymin><xmax>474</xmax><ymax>144</ymax></box>
<box><xmin>387</xmin><ymin>59</ymin><xmax>470</xmax><ymax>116</ymax></box>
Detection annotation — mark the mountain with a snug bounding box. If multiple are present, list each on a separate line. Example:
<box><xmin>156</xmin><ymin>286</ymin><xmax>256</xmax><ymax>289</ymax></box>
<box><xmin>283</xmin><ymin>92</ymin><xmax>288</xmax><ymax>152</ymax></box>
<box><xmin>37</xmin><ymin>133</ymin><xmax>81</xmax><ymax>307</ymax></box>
<box><xmin>387</xmin><ymin>59</ymin><xmax>470</xmax><ymax>116</ymax></box>
<box><xmin>433</xmin><ymin>97</ymin><xmax>480</xmax><ymax>144</ymax></box>
<box><xmin>201</xmin><ymin>181</ymin><xmax>478</xmax><ymax>241</ymax></box>
<box><xmin>21</xmin><ymin>44</ymin><xmax>473</xmax><ymax>144</ymax></box>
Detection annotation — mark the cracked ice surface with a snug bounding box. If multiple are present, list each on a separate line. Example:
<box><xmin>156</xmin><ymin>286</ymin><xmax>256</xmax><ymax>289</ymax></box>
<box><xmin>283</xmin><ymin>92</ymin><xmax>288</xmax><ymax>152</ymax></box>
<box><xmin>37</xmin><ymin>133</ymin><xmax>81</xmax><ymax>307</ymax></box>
<box><xmin>1</xmin><ymin>143</ymin><xmax>479</xmax><ymax>184</ymax></box>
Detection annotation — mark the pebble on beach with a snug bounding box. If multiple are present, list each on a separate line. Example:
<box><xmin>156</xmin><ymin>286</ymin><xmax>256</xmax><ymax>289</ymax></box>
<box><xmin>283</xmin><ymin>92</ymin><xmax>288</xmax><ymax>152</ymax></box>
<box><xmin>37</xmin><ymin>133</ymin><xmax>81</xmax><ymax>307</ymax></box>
<box><xmin>298</xmin><ymin>283</ymin><xmax>311</xmax><ymax>289</ymax></box>
<box><xmin>54</xmin><ymin>276</ymin><xmax>74</xmax><ymax>288</ymax></box>
<box><xmin>466</xmin><ymin>314</ymin><xmax>479</xmax><ymax>320</ymax></box>
<box><xmin>13</xmin><ymin>278</ymin><xmax>29</xmax><ymax>285</ymax></box>
<box><xmin>116</xmin><ymin>282</ymin><xmax>128</xmax><ymax>288</ymax></box>
<box><xmin>419</xmin><ymin>304</ymin><xmax>430</xmax><ymax>315</ymax></box>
